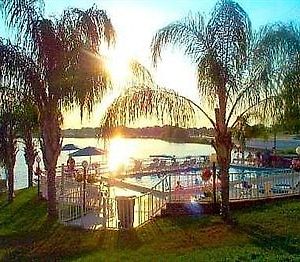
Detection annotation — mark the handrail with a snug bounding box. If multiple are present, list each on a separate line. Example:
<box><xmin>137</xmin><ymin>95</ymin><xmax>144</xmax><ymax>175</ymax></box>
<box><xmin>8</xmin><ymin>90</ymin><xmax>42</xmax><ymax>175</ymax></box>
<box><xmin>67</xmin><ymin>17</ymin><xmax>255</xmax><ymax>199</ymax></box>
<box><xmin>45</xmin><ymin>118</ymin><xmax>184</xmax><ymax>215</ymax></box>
<box><xmin>130</xmin><ymin>174</ymin><xmax>170</xmax><ymax>228</ymax></box>
<box><xmin>151</xmin><ymin>174</ymin><xmax>168</xmax><ymax>190</ymax></box>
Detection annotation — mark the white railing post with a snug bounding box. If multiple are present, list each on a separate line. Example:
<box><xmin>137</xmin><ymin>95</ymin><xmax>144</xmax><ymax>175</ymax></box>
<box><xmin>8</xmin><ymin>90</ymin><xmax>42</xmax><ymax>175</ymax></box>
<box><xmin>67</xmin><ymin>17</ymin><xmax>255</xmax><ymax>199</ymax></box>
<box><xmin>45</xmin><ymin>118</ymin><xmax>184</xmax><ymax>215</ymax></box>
<box><xmin>103</xmin><ymin>196</ymin><xmax>107</xmax><ymax>228</ymax></box>
<box><xmin>60</xmin><ymin>164</ymin><xmax>65</xmax><ymax>201</ymax></box>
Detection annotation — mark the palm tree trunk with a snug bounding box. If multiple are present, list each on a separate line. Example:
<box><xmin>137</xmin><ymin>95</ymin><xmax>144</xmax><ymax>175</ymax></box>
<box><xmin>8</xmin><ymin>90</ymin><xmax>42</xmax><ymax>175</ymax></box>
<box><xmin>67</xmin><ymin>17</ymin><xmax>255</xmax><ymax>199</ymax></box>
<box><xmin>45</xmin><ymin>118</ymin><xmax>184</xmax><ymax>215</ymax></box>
<box><xmin>215</xmin><ymin>130</ymin><xmax>233</xmax><ymax>222</ymax></box>
<box><xmin>24</xmin><ymin>129</ymin><xmax>36</xmax><ymax>188</ymax></box>
<box><xmin>40</xmin><ymin>109</ymin><xmax>62</xmax><ymax>218</ymax></box>
<box><xmin>241</xmin><ymin>149</ymin><xmax>245</xmax><ymax>165</ymax></box>
<box><xmin>7</xmin><ymin>165</ymin><xmax>14</xmax><ymax>202</ymax></box>
<box><xmin>27</xmin><ymin>165</ymin><xmax>34</xmax><ymax>188</ymax></box>
<box><xmin>7</xmin><ymin>131</ymin><xmax>16</xmax><ymax>203</ymax></box>
<box><xmin>215</xmin><ymin>84</ymin><xmax>233</xmax><ymax>222</ymax></box>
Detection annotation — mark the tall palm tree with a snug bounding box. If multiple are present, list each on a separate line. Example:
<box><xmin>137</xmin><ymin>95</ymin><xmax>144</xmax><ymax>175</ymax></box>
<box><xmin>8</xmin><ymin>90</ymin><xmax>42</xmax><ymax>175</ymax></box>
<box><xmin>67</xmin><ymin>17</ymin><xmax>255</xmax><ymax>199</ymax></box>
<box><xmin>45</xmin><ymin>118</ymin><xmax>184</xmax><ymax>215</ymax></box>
<box><xmin>101</xmin><ymin>1</ymin><xmax>300</xmax><ymax>221</ymax></box>
<box><xmin>0</xmin><ymin>84</ymin><xmax>39</xmax><ymax>194</ymax></box>
<box><xmin>0</xmin><ymin>112</ymin><xmax>18</xmax><ymax>202</ymax></box>
<box><xmin>0</xmin><ymin>86</ymin><xmax>22</xmax><ymax>202</ymax></box>
<box><xmin>0</xmin><ymin>0</ymin><xmax>115</xmax><ymax>217</ymax></box>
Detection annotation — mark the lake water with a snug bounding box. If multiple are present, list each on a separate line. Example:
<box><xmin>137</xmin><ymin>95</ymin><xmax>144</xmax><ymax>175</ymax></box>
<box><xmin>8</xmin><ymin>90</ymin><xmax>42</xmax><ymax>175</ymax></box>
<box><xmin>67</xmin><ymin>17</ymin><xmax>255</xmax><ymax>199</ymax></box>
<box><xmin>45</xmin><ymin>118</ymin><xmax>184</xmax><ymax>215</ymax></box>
<box><xmin>0</xmin><ymin>138</ymin><xmax>215</xmax><ymax>190</ymax></box>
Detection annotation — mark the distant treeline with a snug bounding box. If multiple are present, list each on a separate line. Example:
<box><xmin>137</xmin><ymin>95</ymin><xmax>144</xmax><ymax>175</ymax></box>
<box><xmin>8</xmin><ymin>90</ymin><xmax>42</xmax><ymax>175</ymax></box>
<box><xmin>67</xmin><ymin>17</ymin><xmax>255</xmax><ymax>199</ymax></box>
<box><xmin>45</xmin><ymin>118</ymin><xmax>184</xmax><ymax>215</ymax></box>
<box><xmin>63</xmin><ymin>127</ymin><xmax>99</xmax><ymax>138</ymax></box>
<box><xmin>62</xmin><ymin>125</ymin><xmax>214</xmax><ymax>144</ymax></box>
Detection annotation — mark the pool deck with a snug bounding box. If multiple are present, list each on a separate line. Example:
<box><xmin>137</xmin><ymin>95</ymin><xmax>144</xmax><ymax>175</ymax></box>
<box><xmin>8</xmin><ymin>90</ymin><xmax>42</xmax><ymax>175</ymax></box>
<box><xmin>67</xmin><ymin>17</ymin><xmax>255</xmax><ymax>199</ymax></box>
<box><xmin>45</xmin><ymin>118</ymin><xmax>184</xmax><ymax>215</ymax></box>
<box><xmin>66</xmin><ymin>212</ymin><xmax>106</xmax><ymax>230</ymax></box>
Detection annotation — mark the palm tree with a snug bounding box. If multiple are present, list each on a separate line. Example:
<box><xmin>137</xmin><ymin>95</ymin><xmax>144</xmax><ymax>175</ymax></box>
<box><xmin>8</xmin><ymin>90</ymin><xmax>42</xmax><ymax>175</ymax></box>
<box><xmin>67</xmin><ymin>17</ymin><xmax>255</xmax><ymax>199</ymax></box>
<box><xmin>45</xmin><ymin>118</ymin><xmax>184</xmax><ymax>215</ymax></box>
<box><xmin>15</xmin><ymin>100</ymin><xmax>40</xmax><ymax>188</ymax></box>
<box><xmin>0</xmin><ymin>86</ymin><xmax>22</xmax><ymax>202</ymax></box>
<box><xmin>0</xmin><ymin>84</ymin><xmax>38</xmax><ymax>200</ymax></box>
<box><xmin>0</xmin><ymin>113</ymin><xmax>18</xmax><ymax>202</ymax></box>
<box><xmin>101</xmin><ymin>1</ymin><xmax>300</xmax><ymax>221</ymax></box>
<box><xmin>0</xmin><ymin>1</ymin><xmax>115</xmax><ymax>217</ymax></box>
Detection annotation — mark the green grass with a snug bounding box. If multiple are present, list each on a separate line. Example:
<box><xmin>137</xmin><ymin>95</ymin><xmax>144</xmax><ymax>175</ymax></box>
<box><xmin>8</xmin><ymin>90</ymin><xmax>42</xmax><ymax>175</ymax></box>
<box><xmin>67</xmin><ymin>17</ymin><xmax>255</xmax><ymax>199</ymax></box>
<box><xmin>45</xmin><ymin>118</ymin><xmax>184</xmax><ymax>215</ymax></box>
<box><xmin>1</xmin><ymin>188</ymin><xmax>300</xmax><ymax>261</ymax></box>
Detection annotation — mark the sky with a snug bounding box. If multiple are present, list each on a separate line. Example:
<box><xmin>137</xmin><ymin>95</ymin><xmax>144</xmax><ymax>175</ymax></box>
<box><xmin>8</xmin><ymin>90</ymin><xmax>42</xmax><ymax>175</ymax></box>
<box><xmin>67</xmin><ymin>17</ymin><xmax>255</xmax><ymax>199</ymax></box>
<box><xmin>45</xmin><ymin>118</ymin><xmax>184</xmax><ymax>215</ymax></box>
<box><xmin>2</xmin><ymin>0</ymin><xmax>300</xmax><ymax>128</ymax></box>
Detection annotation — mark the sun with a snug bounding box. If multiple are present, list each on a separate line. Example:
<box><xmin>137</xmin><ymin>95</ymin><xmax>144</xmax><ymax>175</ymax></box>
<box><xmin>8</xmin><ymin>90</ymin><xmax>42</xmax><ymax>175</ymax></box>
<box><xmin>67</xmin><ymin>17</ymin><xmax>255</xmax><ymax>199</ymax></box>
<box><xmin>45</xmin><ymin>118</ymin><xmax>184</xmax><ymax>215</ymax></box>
<box><xmin>105</xmin><ymin>46</ymin><xmax>131</xmax><ymax>86</ymax></box>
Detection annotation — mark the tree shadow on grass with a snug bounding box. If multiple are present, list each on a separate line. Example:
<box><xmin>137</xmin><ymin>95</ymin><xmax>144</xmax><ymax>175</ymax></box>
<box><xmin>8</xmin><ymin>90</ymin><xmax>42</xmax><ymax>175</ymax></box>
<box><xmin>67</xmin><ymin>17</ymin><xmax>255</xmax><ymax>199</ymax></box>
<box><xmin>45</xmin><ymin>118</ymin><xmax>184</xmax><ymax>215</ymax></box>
<box><xmin>239</xmin><ymin>224</ymin><xmax>300</xmax><ymax>255</ymax></box>
<box><xmin>1</xmin><ymin>222</ymin><xmax>145</xmax><ymax>261</ymax></box>
<box><xmin>0</xmin><ymin>224</ymin><xmax>55</xmax><ymax>261</ymax></box>
<box><xmin>0</xmin><ymin>207</ymin><xmax>48</xmax><ymax>239</ymax></box>
<box><xmin>117</xmin><ymin>228</ymin><xmax>143</xmax><ymax>250</ymax></box>
<box><xmin>65</xmin><ymin>228</ymin><xmax>144</xmax><ymax>261</ymax></box>
<box><xmin>0</xmin><ymin>217</ymin><xmax>93</xmax><ymax>261</ymax></box>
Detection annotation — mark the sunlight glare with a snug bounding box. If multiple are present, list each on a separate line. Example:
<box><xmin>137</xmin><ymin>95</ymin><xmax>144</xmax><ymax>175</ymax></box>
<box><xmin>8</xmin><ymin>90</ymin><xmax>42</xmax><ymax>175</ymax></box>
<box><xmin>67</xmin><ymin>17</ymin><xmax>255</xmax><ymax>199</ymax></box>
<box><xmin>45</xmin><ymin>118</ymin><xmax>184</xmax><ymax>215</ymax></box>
<box><xmin>106</xmin><ymin>47</ymin><xmax>131</xmax><ymax>86</ymax></box>
<box><xmin>108</xmin><ymin>136</ymin><xmax>136</xmax><ymax>172</ymax></box>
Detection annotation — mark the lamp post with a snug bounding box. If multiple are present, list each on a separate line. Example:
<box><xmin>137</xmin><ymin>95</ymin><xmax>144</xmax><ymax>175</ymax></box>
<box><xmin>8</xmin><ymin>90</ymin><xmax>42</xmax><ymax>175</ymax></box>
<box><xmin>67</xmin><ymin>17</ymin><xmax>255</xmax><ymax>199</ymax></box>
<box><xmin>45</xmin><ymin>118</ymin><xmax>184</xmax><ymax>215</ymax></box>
<box><xmin>36</xmin><ymin>155</ymin><xmax>41</xmax><ymax>198</ymax></box>
<box><xmin>82</xmin><ymin>160</ymin><xmax>88</xmax><ymax>213</ymax></box>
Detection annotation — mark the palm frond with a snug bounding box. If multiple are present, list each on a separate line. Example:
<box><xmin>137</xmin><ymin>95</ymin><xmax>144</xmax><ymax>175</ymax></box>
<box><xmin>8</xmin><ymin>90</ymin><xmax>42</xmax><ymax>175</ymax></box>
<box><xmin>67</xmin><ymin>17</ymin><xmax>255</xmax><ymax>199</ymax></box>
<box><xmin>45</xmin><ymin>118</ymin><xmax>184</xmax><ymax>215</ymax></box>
<box><xmin>57</xmin><ymin>5</ymin><xmax>115</xmax><ymax>52</ymax></box>
<box><xmin>59</xmin><ymin>50</ymin><xmax>112</xmax><ymax>119</ymax></box>
<box><xmin>279</xmin><ymin>70</ymin><xmax>300</xmax><ymax>132</ymax></box>
<box><xmin>129</xmin><ymin>60</ymin><xmax>155</xmax><ymax>85</ymax></box>
<box><xmin>252</xmin><ymin>23</ymin><xmax>300</xmax><ymax>88</ymax></box>
<box><xmin>0</xmin><ymin>39</ymin><xmax>41</xmax><ymax>101</ymax></box>
<box><xmin>227</xmin><ymin>23</ymin><xmax>300</xmax><ymax>126</ymax></box>
<box><xmin>194</xmin><ymin>0</ymin><xmax>252</xmax><ymax>121</ymax></box>
<box><xmin>197</xmin><ymin>50</ymin><xmax>226</xmax><ymax>107</ymax></box>
<box><xmin>100</xmin><ymin>86</ymin><xmax>196</xmax><ymax>138</ymax></box>
<box><xmin>151</xmin><ymin>12</ymin><xmax>206</xmax><ymax>65</ymax></box>
<box><xmin>207</xmin><ymin>0</ymin><xmax>251</xmax><ymax>70</ymax></box>
<box><xmin>1</xmin><ymin>3</ymin><xmax>116</xmax><ymax>122</ymax></box>
<box><xmin>1</xmin><ymin>0</ymin><xmax>44</xmax><ymax>48</ymax></box>
<box><xmin>55</xmin><ymin>6</ymin><xmax>116</xmax><ymax>117</ymax></box>
<box><xmin>254</xmin><ymin>23</ymin><xmax>300</xmax><ymax>63</ymax></box>
<box><xmin>31</xmin><ymin>18</ymin><xmax>64</xmax><ymax>73</ymax></box>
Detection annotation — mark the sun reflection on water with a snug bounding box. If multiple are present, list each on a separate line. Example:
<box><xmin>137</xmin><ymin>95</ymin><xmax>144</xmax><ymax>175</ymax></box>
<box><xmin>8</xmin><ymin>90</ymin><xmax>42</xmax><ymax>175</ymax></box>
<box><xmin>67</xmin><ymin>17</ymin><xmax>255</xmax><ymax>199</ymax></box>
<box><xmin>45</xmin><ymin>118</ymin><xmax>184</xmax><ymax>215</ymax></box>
<box><xmin>107</xmin><ymin>137</ymin><xmax>136</xmax><ymax>172</ymax></box>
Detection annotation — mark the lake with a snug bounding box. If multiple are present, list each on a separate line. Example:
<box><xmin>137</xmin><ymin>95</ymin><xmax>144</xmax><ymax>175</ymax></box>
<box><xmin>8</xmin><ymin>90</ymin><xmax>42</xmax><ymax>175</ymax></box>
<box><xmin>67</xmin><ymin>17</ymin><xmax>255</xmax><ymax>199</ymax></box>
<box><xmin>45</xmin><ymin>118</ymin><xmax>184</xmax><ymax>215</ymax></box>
<box><xmin>0</xmin><ymin>138</ymin><xmax>215</xmax><ymax>190</ymax></box>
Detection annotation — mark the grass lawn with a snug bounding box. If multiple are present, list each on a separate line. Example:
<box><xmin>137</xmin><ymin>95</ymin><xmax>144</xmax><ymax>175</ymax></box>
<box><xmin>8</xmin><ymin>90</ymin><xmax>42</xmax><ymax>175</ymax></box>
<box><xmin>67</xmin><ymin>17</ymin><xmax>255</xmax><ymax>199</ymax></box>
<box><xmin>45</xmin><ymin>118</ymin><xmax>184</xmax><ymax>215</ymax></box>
<box><xmin>0</xmin><ymin>188</ymin><xmax>300</xmax><ymax>261</ymax></box>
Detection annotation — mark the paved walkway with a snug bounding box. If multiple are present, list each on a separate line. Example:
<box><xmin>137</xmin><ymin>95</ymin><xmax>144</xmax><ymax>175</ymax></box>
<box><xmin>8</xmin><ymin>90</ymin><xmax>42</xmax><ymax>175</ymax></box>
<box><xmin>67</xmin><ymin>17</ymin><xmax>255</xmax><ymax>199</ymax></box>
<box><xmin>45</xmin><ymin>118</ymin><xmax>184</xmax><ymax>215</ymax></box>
<box><xmin>102</xmin><ymin>176</ymin><xmax>168</xmax><ymax>198</ymax></box>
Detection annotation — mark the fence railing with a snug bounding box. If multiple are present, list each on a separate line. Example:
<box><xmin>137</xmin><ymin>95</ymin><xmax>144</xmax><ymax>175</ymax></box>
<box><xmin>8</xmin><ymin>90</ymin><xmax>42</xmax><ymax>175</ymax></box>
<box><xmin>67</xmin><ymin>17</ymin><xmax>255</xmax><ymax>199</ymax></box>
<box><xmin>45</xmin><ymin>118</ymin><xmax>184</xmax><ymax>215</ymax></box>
<box><xmin>131</xmin><ymin>175</ymin><xmax>170</xmax><ymax>228</ymax></box>
<box><xmin>53</xmin><ymin>165</ymin><xmax>170</xmax><ymax>229</ymax></box>
<box><xmin>40</xmin><ymin>163</ymin><xmax>107</xmax><ymax>200</ymax></box>
<box><xmin>229</xmin><ymin>170</ymin><xmax>300</xmax><ymax>200</ymax></box>
<box><xmin>167</xmin><ymin>169</ymin><xmax>300</xmax><ymax>203</ymax></box>
<box><xmin>41</xmin><ymin>163</ymin><xmax>300</xmax><ymax>230</ymax></box>
<box><xmin>58</xmin><ymin>177</ymin><xmax>110</xmax><ymax>229</ymax></box>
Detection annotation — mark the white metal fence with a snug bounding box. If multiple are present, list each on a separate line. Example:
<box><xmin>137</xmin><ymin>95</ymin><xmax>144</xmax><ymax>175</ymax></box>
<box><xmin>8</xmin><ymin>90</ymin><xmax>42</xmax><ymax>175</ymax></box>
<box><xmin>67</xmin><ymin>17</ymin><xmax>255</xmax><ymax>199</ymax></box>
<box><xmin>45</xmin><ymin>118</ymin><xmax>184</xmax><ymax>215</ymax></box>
<box><xmin>40</xmin><ymin>162</ymin><xmax>300</xmax><ymax>230</ymax></box>
<box><xmin>168</xmin><ymin>169</ymin><xmax>300</xmax><ymax>202</ymax></box>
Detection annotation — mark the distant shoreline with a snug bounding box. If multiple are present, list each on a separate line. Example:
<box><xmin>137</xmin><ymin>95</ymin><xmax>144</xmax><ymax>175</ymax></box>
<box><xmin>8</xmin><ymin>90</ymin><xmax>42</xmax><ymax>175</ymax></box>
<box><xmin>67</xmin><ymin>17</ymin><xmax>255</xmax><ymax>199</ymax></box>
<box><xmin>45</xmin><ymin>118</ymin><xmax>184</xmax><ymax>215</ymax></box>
<box><xmin>62</xmin><ymin>134</ymin><xmax>300</xmax><ymax>156</ymax></box>
<box><xmin>62</xmin><ymin>133</ymin><xmax>212</xmax><ymax>145</ymax></box>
